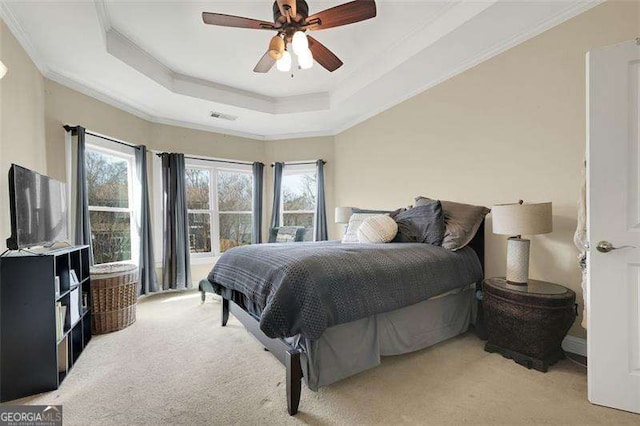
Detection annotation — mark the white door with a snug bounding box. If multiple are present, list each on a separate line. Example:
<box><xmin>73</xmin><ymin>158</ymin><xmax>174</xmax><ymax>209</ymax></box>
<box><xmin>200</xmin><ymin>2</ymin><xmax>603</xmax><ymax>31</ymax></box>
<box><xmin>587</xmin><ymin>38</ymin><xmax>640</xmax><ymax>414</ymax></box>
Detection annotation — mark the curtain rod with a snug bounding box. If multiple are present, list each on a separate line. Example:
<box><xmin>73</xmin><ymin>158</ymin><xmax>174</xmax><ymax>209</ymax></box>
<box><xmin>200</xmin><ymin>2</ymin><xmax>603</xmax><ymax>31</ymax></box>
<box><xmin>270</xmin><ymin>160</ymin><xmax>326</xmax><ymax>168</ymax></box>
<box><xmin>64</xmin><ymin>125</ymin><xmax>138</xmax><ymax>149</ymax></box>
<box><xmin>155</xmin><ymin>152</ymin><xmax>257</xmax><ymax>167</ymax></box>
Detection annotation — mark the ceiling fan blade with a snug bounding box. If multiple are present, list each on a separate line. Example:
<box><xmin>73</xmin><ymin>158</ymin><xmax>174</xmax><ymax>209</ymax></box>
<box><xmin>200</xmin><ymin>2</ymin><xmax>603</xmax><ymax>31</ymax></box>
<box><xmin>253</xmin><ymin>52</ymin><xmax>276</xmax><ymax>73</ymax></box>
<box><xmin>202</xmin><ymin>12</ymin><xmax>275</xmax><ymax>30</ymax></box>
<box><xmin>305</xmin><ymin>0</ymin><xmax>376</xmax><ymax>31</ymax></box>
<box><xmin>307</xmin><ymin>36</ymin><xmax>343</xmax><ymax>72</ymax></box>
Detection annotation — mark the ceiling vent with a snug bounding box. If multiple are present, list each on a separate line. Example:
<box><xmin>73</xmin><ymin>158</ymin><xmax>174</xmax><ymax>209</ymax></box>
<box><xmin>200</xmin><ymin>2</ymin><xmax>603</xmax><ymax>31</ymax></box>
<box><xmin>210</xmin><ymin>111</ymin><xmax>238</xmax><ymax>121</ymax></box>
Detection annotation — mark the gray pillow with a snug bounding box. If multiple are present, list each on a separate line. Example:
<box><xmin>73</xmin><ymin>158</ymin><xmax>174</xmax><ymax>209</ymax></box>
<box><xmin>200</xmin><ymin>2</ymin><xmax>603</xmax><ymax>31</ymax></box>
<box><xmin>390</xmin><ymin>202</ymin><xmax>445</xmax><ymax>245</ymax></box>
<box><xmin>352</xmin><ymin>208</ymin><xmax>393</xmax><ymax>214</ymax></box>
<box><xmin>415</xmin><ymin>196</ymin><xmax>490</xmax><ymax>251</ymax></box>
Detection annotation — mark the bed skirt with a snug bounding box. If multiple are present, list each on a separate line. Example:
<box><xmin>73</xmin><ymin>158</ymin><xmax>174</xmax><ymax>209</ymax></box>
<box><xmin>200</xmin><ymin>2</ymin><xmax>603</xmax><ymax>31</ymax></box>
<box><xmin>286</xmin><ymin>285</ymin><xmax>476</xmax><ymax>391</ymax></box>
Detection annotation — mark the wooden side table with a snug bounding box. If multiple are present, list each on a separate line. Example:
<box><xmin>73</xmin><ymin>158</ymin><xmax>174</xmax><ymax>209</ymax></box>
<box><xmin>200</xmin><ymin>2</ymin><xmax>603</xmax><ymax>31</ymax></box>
<box><xmin>483</xmin><ymin>277</ymin><xmax>576</xmax><ymax>372</ymax></box>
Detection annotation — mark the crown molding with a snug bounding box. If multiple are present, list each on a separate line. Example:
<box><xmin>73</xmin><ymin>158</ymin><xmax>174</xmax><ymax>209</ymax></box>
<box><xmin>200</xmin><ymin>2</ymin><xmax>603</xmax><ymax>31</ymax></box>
<box><xmin>0</xmin><ymin>1</ymin><xmax>48</xmax><ymax>74</ymax></box>
<box><xmin>45</xmin><ymin>69</ymin><xmax>156</xmax><ymax>122</ymax></box>
<box><xmin>46</xmin><ymin>68</ymin><xmax>335</xmax><ymax>141</ymax></box>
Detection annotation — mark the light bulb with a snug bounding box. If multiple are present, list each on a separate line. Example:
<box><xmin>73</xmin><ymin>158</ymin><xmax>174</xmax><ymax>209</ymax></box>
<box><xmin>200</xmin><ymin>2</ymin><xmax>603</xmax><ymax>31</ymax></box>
<box><xmin>297</xmin><ymin>49</ymin><xmax>313</xmax><ymax>70</ymax></box>
<box><xmin>291</xmin><ymin>31</ymin><xmax>308</xmax><ymax>56</ymax></box>
<box><xmin>268</xmin><ymin>35</ymin><xmax>284</xmax><ymax>61</ymax></box>
<box><xmin>276</xmin><ymin>51</ymin><xmax>292</xmax><ymax>72</ymax></box>
<box><xmin>0</xmin><ymin>61</ymin><xmax>7</xmax><ymax>80</ymax></box>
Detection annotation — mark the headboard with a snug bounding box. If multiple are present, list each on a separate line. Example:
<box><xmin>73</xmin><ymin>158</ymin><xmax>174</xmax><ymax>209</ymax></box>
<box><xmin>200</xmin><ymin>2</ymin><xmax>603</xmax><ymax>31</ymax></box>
<box><xmin>467</xmin><ymin>219</ymin><xmax>485</xmax><ymax>275</ymax></box>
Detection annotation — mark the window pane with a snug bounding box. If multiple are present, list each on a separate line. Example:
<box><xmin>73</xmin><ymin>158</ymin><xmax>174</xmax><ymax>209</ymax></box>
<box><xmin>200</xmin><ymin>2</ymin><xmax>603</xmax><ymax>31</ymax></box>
<box><xmin>217</xmin><ymin>171</ymin><xmax>252</xmax><ymax>212</ymax></box>
<box><xmin>86</xmin><ymin>150</ymin><xmax>129</xmax><ymax>208</ymax></box>
<box><xmin>188</xmin><ymin>213</ymin><xmax>211</xmax><ymax>253</ymax></box>
<box><xmin>283</xmin><ymin>213</ymin><xmax>313</xmax><ymax>241</ymax></box>
<box><xmin>219</xmin><ymin>213</ymin><xmax>252</xmax><ymax>252</ymax></box>
<box><xmin>186</xmin><ymin>168</ymin><xmax>210</xmax><ymax>210</ymax></box>
<box><xmin>282</xmin><ymin>172</ymin><xmax>316</xmax><ymax>212</ymax></box>
<box><xmin>89</xmin><ymin>211</ymin><xmax>131</xmax><ymax>264</ymax></box>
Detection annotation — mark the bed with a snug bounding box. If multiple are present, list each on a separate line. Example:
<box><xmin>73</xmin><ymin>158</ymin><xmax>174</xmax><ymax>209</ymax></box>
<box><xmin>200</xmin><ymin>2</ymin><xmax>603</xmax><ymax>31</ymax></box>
<box><xmin>206</xmin><ymin>221</ymin><xmax>485</xmax><ymax>415</ymax></box>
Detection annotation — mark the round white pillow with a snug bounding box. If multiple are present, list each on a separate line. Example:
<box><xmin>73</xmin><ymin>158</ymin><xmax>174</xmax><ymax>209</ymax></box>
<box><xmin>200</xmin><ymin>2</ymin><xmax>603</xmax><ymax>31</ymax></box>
<box><xmin>357</xmin><ymin>215</ymin><xmax>398</xmax><ymax>243</ymax></box>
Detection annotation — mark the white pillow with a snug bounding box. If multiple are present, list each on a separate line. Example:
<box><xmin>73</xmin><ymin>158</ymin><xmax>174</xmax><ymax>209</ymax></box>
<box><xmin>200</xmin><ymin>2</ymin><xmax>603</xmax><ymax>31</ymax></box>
<box><xmin>342</xmin><ymin>213</ymin><xmax>382</xmax><ymax>243</ymax></box>
<box><xmin>357</xmin><ymin>215</ymin><xmax>398</xmax><ymax>244</ymax></box>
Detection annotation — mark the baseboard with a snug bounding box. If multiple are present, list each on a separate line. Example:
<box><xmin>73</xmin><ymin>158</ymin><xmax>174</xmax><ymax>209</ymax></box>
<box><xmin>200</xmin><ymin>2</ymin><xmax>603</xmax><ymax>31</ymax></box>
<box><xmin>562</xmin><ymin>335</ymin><xmax>587</xmax><ymax>357</ymax></box>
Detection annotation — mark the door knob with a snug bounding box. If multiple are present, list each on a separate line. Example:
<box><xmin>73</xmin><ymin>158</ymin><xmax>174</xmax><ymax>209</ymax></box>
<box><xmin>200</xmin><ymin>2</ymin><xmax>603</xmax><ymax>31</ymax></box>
<box><xmin>596</xmin><ymin>240</ymin><xmax>636</xmax><ymax>253</ymax></box>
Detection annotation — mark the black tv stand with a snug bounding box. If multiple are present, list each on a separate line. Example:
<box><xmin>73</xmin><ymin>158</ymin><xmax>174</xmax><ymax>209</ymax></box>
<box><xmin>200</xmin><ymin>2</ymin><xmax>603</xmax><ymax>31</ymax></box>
<box><xmin>0</xmin><ymin>245</ymin><xmax>92</xmax><ymax>402</ymax></box>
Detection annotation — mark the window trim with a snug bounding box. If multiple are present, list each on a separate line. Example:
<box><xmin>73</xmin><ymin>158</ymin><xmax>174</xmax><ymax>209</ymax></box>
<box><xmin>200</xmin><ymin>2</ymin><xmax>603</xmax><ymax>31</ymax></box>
<box><xmin>85</xmin><ymin>142</ymin><xmax>139</xmax><ymax>266</ymax></box>
<box><xmin>185</xmin><ymin>159</ymin><xmax>253</xmax><ymax>257</ymax></box>
<box><xmin>280</xmin><ymin>164</ymin><xmax>317</xmax><ymax>241</ymax></box>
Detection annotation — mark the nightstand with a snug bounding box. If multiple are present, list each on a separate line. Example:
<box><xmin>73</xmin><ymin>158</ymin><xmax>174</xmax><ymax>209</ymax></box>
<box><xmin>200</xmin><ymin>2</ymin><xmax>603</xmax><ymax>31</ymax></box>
<box><xmin>482</xmin><ymin>277</ymin><xmax>577</xmax><ymax>372</ymax></box>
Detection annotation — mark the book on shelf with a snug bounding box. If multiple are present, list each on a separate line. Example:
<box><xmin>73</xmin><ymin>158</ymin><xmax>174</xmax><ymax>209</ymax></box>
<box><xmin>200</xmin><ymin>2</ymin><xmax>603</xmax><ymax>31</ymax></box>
<box><xmin>54</xmin><ymin>276</ymin><xmax>60</xmax><ymax>296</ymax></box>
<box><xmin>70</xmin><ymin>288</ymin><xmax>80</xmax><ymax>324</ymax></box>
<box><xmin>70</xmin><ymin>270</ymin><xmax>79</xmax><ymax>285</ymax></box>
<box><xmin>57</xmin><ymin>336</ymin><xmax>68</xmax><ymax>373</ymax></box>
<box><xmin>55</xmin><ymin>302</ymin><xmax>67</xmax><ymax>340</ymax></box>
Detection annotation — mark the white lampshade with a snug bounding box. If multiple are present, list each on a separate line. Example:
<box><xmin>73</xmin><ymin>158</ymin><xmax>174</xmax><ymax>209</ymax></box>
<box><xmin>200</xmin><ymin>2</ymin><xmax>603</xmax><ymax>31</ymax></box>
<box><xmin>291</xmin><ymin>31</ymin><xmax>308</xmax><ymax>56</ymax></box>
<box><xmin>492</xmin><ymin>202</ymin><xmax>552</xmax><ymax>236</ymax></box>
<box><xmin>335</xmin><ymin>207</ymin><xmax>353</xmax><ymax>224</ymax></box>
<box><xmin>276</xmin><ymin>51</ymin><xmax>292</xmax><ymax>72</ymax></box>
<box><xmin>0</xmin><ymin>61</ymin><xmax>7</xmax><ymax>80</ymax></box>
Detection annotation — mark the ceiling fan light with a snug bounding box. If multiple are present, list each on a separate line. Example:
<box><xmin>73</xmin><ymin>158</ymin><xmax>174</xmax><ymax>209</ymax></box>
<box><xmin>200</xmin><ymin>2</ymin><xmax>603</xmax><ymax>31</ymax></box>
<box><xmin>276</xmin><ymin>50</ymin><xmax>292</xmax><ymax>72</ymax></box>
<box><xmin>298</xmin><ymin>50</ymin><xmax>313</xmax><ymax>70</ymax></box>
<box><xmin>291</xmin><ymin>31</ymin><xmax>308</xmax><ymax>56</ymax></box>
<box><xmin>268</xmin><ymin>35</ymin><xmax>284</xmax><ymax>60</ymax></box>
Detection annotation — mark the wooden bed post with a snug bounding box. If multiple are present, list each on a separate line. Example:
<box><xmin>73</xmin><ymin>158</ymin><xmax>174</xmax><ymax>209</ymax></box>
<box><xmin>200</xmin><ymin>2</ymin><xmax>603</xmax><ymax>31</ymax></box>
<box><xmin>222</xmin><ymin>297</ymin><xmax>229</xmax><ymax>326</ymax></box>
<box><xmin>285</xmin><ymin>349</ymin><xmax>302</xmax><ymax>416</ymax></box>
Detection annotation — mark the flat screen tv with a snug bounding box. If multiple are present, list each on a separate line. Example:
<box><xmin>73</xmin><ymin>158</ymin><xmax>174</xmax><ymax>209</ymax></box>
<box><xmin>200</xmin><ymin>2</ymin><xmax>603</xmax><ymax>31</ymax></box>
<box><xmin>6</xmin><ymin>164</ymin><xmax>69</xmax><ymax>250</ymax></box>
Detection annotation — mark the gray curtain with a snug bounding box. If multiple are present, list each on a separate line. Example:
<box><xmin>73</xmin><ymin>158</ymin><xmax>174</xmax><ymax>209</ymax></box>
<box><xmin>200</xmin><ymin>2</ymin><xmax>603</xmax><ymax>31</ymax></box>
<box><xmin>135</xmin><ymin>146</ymin><xmax>158</xmax><ymax>295</ymax></box>
<box><xmin>270</xmin><ymin>162</ymin><xmax>284</xmax><ymax>230</ymax></box>
<box><xmin>252</xmin><ymin>162</ymin><xmax>264</xmax><ymax>244</ymax></box>
<box><xmin>314</xmin><ymin>159</ymin><xmax>328</xmax><ymax>241</ymax></box>
<box><xmin>160</xmin><ymin>153</ymin><xmax>191</xmax><ymax>290</ymax></box>
<box><xmin>72</xmin><ymin>126</ymin><xmax>94</xmax><ymax>264</ymax></box>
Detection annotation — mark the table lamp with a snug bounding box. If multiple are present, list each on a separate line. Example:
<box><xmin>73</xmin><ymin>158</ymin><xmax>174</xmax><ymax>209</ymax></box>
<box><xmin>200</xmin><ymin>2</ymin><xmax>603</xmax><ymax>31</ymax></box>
<box><xmin>492</xmin><ymin>201</ymin><xmax>552</xmax><ymax>285</ymax></box>
<box><xmin>335</xmin><ymin>207</ymin><xmax>353</xmax><ymax>224</ymax></box>
<box><xmin>335</xmin><ymin>207</ymin><xmax>353</xmax><ymax>234</ymax></box>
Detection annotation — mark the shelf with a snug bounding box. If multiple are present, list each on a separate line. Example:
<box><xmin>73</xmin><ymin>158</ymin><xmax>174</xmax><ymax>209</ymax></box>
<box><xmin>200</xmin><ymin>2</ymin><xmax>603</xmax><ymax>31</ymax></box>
<box><xmin>55</xmin><ymin>281</ymin><xmax>87</xmax><ymax>302</ymax></box>
<box><xmin>56</xmin><ymin>309</ymin><xmax>90</xmax><ymax>344</ymax></box>
<box><xmin>0</xmin><ymin>244</ymin><xmax>92</xmax><ymax>402</ymax></box>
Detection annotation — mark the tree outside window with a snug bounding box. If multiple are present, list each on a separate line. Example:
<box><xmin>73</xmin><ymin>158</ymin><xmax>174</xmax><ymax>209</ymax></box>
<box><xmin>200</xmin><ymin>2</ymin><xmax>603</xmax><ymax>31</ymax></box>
<box><xmin>86</xmin><ymin>148</ymin><xmax>134</xmax><ymax>264</ymax></box>
<box><xmin>282</xmin><ymin>167</ymin><xmax>316</xmax><ymax>241</ymax></box>
<box><xmin>185</xmin><ymin>162</ymin><xmax>253</xmax><ymax>256</ymax></box>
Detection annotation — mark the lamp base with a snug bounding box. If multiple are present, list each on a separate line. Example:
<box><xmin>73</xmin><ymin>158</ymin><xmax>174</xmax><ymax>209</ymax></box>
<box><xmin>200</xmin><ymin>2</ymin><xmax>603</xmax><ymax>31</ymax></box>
<box><xmin>506</xmin><ymin>237</ymin><xmax>530</xmax><ymax>285</ymax></box>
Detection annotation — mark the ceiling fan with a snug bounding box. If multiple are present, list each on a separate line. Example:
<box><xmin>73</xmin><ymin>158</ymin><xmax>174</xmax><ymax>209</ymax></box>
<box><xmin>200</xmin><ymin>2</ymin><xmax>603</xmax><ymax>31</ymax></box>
<box><xmin>202</xmin><ymin>0</ymin><xmax>377</xmax><ymax>73</ymax></box>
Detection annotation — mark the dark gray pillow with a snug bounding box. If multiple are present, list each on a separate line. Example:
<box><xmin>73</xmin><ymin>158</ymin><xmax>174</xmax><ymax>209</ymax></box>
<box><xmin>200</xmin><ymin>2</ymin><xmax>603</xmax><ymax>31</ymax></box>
<box><xmin>352</xmin><ymin>208</ymin><xmax>393</xmax><ymax>214</ymax></box>
<box><xmin>415</xmin><ymin>196</ymin><xmax>490</xmax><ymax>251</ymax></box>
<box><xmin>390</xmin><ymin>202</ymin><xmax>445</xmax><ymax>245</ymax></box>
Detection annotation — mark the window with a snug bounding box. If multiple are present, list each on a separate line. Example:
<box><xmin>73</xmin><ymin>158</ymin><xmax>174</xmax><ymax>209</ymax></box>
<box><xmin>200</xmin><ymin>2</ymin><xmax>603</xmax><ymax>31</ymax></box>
<box><xmin>281</xmin><ymin>165</ymin><xmax>316</xmax><ymax>241</ymax></box>
<box><xmin>185</xmin><ymin>161</ymin><xmax>253</xmax><ymax>256</ymax></box>
<box><xmin>86</xmin><ymin>145</ymin><xmax>136</xmax><ymax>265</ymax></box>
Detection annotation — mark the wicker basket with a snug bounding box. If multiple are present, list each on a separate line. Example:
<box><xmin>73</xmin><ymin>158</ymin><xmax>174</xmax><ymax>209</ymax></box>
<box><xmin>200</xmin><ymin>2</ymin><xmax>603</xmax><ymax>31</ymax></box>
<box><xmin>90</xmin><ymin>263</ymin><xmax>138</xmax><ymax>334</ymax></box>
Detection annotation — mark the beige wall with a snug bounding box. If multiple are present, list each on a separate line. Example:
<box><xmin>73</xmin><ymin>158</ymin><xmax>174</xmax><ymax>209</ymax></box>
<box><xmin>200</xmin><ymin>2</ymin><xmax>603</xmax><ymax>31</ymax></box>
<box><xmin>334</xmin><ymin>0</ymin><xmax>639</xmax><ymax>338</ymax></box>
<box><xmin>0</xmin><ymin>20</ymin><xmax>47</xmax><ymax>251</ymax></box>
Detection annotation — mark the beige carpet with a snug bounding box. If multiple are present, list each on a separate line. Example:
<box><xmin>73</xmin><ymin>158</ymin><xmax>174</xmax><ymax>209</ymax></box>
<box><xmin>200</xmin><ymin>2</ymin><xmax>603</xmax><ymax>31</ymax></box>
<box><xmin>12</xmin><ymin>291</ymin><xmax>639</xmax><ymax>425</ymax></box>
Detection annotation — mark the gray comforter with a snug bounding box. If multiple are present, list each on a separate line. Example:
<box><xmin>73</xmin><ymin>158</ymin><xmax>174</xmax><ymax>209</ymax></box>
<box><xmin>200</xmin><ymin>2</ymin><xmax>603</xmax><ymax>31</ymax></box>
<box><xmin>208</xmin><ymin>241</ymin><xmax>482</xmax><ymax>340</ymax></box>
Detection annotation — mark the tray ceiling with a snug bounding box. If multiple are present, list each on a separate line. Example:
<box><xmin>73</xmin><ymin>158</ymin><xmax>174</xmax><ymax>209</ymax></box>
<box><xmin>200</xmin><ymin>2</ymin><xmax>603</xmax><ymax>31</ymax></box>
<box><xmin>0</xmin><ymin>0</ymin><xmax>601</xmax><ymax>139</ymax></box>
